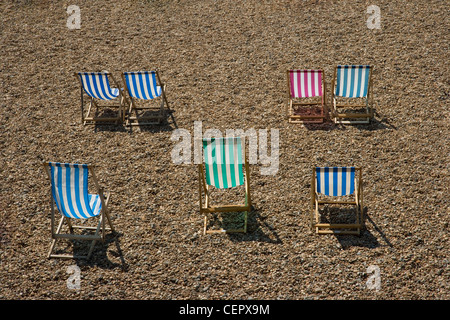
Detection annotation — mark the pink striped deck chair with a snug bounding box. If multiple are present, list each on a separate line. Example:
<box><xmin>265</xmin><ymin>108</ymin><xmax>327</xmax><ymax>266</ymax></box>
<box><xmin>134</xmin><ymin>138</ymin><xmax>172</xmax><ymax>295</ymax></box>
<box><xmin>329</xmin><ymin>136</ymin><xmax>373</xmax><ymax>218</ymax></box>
<box><xmin>286</xmin><ymin>69</ymin><xmax>326</xmax><ymax>123</ymax></box>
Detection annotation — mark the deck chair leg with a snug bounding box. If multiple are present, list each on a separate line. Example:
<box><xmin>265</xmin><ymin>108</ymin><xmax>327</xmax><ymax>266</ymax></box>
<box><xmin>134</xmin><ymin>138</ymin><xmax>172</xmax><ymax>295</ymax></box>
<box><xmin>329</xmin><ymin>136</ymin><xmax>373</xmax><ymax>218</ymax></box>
<box><xmin>314</xmin><ymin>200</ymin><xmax>320</xmax><ymax>233</ymax></box>
<box><xmin>47</xmin><ymin>241</ymin><xmax>56</xmax><ymax>258</ymax></box>
<box><xmin>243</xmin><ymin>192</ymin><xmax>249</xmax><ymax>233</ymax></box>
<box><xmin>100</xmin><ymin>191</ymin><xmax>115</xmax><ymax>232</ymax></box>
<box><xmin>163</xmin><ymin>89</ymin><xmax>170</xmax><ymax>112</ymax></box>
<box><xmin>65</xmin><ymin>217</ymin><xmax>74</xmax><ymax>233</ymax></box>
<box><xmin>355</xmin><ymin>204</ymin><xmax>361</xmax><ymax>235</ymax></box>
<box><xmin>243</xmin><ymin>211</ymin><xmax>248</xmax><ymax>233</ymax></box>
<box><xmin>157</xmin><ymin>94</ymin><xmax>164</xmax><ymax>124</ymax></box>
<box><xmin>87</xmin><ymin>217</ymin><xmax>104</xmax><ymax>259</ymax></box>
<box><xmin>104</xmin><ymin>211</ymin><xmax>115</xmax><ymax>233</ymax></box>
<box><xmin>48</xmin><ymin>215</ymin><xmax>65</xmax><ymax>258</ymax></box>
<box><xmin>85</xmin><ymin>100</ymin><xmax>93</xmax><ymax>125</ymax></box>
<box><xmin>125</xmin><ymin>99</ymin><xmax>133</xmax><ymax>126</ymax></box>
<box><xmin>80</xmin><ymin>86</ymin><xmax>85</xmax><ymax>124</ymax></box>
<box><xmin>310</xmin><ymin>168</ymin><xmax>316</xmax><ymax>231</ymax></box>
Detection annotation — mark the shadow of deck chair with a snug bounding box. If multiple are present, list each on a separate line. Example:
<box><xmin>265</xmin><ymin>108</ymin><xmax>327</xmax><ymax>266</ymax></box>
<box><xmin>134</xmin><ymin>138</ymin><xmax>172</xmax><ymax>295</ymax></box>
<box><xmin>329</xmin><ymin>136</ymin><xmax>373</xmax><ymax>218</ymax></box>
<box><xmin>198</xmin><ymin>137</ymin><xmax>252</xmax><ymax>235</ymax></box>
<box><xmin>42</xmin><ymin>162</ymin><xmax>116</xmax><ymax>259</ymax></box>
<box><xmin>75</xmin><ymin>72</ymin><xmax>126</xmax><ymax>125</ymax></box>
<box><xmin>287</xmin><ymin>69</ymin><xmax>326</xmax><ymax>124</ymax></box>
<box><xmin>331</xmin><ymin>65</ymin><xmax>374</xmax><ymax>124</ymax></box>
<box><xmin>121</xmin><ymin>71</ymin><xmax>170</xmax><ymax>126</ymax></box>
<box><xmin>311</xmin><ymin>167</ymin><xmax>364</xmax><ymax>235</ymax></box>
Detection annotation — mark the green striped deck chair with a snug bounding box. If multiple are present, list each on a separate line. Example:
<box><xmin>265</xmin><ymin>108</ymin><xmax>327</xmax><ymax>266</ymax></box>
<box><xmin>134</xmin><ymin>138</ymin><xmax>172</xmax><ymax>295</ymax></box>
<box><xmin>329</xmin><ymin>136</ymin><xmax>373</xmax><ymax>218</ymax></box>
<box><xmin>42</xmin><ymin>162</ymin><xmax>116</xmax><ymax>259</ymax></box>
<box><xmin>311</xmin><ymin>167</ymin><xmax>364</xmax><ymax>235</ymax></box>
<box><xmin>331</xmin><ymin>65</ymin><xmax>374</xmax><ymax>124</ymax></box>
<box><xmin>198</xmin><ymin>137</ymin><xmax>251</xmax><ymax>234</ymax></box>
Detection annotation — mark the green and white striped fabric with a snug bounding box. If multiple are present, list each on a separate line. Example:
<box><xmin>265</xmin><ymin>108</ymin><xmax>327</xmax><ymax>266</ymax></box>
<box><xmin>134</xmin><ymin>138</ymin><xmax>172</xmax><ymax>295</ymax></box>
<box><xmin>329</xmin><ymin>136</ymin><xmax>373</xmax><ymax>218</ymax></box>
<box><xmin>203</xmin><ymin>137</ymin><xmax>245</xmax><ymax>189</ymax></box>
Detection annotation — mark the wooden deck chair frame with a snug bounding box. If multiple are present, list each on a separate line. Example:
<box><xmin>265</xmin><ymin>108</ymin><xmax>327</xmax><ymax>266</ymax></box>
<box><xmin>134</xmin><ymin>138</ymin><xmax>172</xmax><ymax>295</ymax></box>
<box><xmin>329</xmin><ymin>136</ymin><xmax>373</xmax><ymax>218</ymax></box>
<box><xmin>75</xmin><ymin>71</ymin><xmax>127</xmax><ymax>126</ymax></box>
<box><xmin>311</xmin><ymin>167</ymin><xmax>363</xmax><ymax>235</ymax></box>
<box><xmin>286</xmin><ymin>69</ymin><xmax>327</xmax><ymax>124</ymax></box>
<box><xmin>121</xmin><ymin>71</ymin><xmax>170</xmax><ymax>126</ymax></box>
<box><xmin>198</xmin><ymin>138</ymin><xmax>252</xmax><ymax>234</ymax></box>
<box><xmin>331</xmin><ymin>65</ymin><xmax>374</xmax><ymax>124</ymax></box>
<box><xmin>43</xmin><ymin>162</ymin><xmax>115</xmax><ymax>259</ymax></box>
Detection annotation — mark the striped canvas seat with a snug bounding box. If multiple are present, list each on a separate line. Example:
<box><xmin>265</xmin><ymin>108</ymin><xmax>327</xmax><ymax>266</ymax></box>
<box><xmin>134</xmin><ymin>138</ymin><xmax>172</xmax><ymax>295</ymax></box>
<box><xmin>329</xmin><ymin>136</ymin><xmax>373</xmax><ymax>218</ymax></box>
<box><xmin>203</xmin><ymin>137</ymin><xmax>245</xmax><ymax>189</ymax></box>
<box><xmin>286</xmin><ymin>69</ymin><xmax>326</xmax><ymax>123</ymax></box>
<box><xmin>49</xmin><ymin>162</ymin><xmax>102</xmax><ymax>219</ymax></box>
<box><xmin>289</xmin><ymin>69</ymin><xmax>323</xmax><ymax>98</ymax></box>
<box><xmin>123</xmin><ymin>71</ymin><xmax>162</xmax><ymax>100</ymax></box>
<box><xmin>43</xmin><ymin>162</ymin><xmax>115</xmax><ymax>259</ymax></box>
<box><xmin>77</xmin><ymin>72</ymin><xmax>120</xmax><ymax>100</ymax></box>
<box><xmin>315</xmin><ymin>167</ymin><xmax>355</xmax><ymax>196</ymax></box>
<box><xmin>334</xmin><ymin>65</ymin><xmax>370</xmax><ymax>98</ymax></box>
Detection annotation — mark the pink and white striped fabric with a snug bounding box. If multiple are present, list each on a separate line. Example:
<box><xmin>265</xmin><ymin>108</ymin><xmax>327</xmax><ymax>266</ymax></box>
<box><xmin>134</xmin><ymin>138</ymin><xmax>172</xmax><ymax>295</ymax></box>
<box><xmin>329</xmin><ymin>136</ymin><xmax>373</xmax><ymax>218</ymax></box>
<box><xmin>289</xmin><ymin>70</ymin><xmax>323</xmax><ymax>98</ymax></box>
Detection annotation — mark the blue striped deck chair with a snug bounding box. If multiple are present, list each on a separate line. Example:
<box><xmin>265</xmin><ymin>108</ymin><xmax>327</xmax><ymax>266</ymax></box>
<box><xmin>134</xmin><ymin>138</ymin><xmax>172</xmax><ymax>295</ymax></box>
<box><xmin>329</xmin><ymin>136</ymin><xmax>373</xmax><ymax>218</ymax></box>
<box><xmin>121</xmin><ymin>71</ymin><xmax>170</xmax><ymax>126</ymax></box>
<box><xmin>198</xmin><ymin>137</ymin><xmax>252</xmax><ymax>234</ymax></box>
<box><xmin>75</xmin><ymin>71</ymin><xmax>126</xmax><ymax>125</ymax></box>
<box><xmin>311</xmin><ymin>167</ymin><xmax>363</xmax><ymax>235</ymax></box>
<box><xmin>331</xmin><ymin>65</ymin><xmax>374</xmax><ymax>124</ymax></box>
<box><xmin>43</xmin><ymin>162</ymin><xmax>115</xmax><ymax>259</ymax></box>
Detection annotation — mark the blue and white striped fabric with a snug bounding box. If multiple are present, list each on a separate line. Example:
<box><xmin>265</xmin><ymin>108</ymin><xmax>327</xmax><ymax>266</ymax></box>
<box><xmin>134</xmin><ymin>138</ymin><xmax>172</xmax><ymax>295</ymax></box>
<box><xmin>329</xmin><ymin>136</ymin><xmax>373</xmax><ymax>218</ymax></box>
<box><xmin>124</xmin><ymin>71</ymin><xmax>162</xmax><ymax>100</ymax></box>
<box><xmin>335</xmin><ymin>65</ymin><xmax>370</xmax><ymax>98</ymax></box>
<box><xmin>77</xmin><ymin>72</ymin><xmax>120</xmax><ymax>100</ymax></box>
<box><xmin>316</xmin><ymin>167</ymin><xmax>355</xmax><ymax>196</ymax></box>
<box><xmin>203</xmin><ymin>137</ymin><xmax>244</xmax><ymax>189</ymax></box>
<box><xmin>49</xmin><ymin>162</ymin><xmax>102</xmax><ymax>219</ymax></box>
